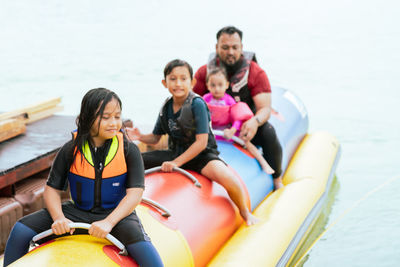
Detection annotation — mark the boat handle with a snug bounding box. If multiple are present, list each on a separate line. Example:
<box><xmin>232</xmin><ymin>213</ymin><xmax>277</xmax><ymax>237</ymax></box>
<box><xmin>30</xmin><ymin>222</ymin><xmax>128</xmax><ymax>256</ymax></box>
<box><xmin>145</xmin><ymin>166</ymin><xmax>202</xmax><ymax>188</ymax></box>
<box><xmin>212</xmin><ymin>130</ymin><xmax>245</xmax><ymax>147</ymax></box>
<box><xmin>141</xmin><ymin>196</ymin><xmax>171</xmax><ymax>218</ymax></box>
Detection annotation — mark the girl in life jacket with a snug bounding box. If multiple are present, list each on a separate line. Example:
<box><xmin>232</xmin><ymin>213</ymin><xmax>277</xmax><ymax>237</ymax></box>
<box><xmin>4</xmin><ymin>88</ymin><xmax>163</xmax><ymax>267</ymax></box>
<box><xmin>203</xmin><ymin>67</ymin><xmax>275</xmax><ymax>175</ymax></box>
<box><xmin>127</xmin><ymin>59</ymin><xmax>259</xmax><ymax>226</ymax></box>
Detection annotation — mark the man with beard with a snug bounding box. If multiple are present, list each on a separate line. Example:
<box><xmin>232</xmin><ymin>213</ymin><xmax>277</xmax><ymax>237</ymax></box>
<box><xmin>193</xmin><ymin>26</ymin><xmax>283</xmax><ymax>189</ymax></box>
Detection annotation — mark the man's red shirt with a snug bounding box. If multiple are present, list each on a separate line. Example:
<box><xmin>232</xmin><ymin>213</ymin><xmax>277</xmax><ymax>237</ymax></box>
<box><xmin>193</xmin><ymin>61</ymin><xmax>271</xmax><ymax>96</ymax></box>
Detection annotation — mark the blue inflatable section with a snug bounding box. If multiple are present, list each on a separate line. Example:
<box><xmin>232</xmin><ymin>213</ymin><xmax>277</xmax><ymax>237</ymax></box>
<box><xmin>217</xmin><ymin>87</ymin><xmax>309</xmax><ymax>210</ymax></box>
<box><xmin>217</xmin><ymin>141</ymin><xmax>273</xmax><ymax>210</ymax></box>
<box><xmin>269</xmin><ymin>87</ymin><xmax>309</xmax><ymax>171</ymax></box>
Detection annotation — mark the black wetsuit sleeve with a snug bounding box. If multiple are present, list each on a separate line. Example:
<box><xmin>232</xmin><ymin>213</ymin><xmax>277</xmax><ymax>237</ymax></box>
<box><xmin>125</xmin><ymin>140</ymin><xmax>145</xmax><ymax>189</ymax></box>
<box><xmin>46</xmin><ymin>140</ymin><xmax>74</xmax><ymax>191</ymax></box>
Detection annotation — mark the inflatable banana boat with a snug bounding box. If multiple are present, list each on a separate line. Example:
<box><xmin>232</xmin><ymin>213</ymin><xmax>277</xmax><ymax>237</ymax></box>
<box><xmin>8</xmin><ymin>87</ymin><xmax>340</xmax><ymax>267</ymax></box>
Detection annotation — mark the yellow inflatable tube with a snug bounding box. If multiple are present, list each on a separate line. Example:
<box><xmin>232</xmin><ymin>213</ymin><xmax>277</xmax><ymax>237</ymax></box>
<box><xmin>9</xmin><ymin>205</ymin><xmax>194</xmax><ymax>267</ymax></box>
<box><xmin>136</xmin><ymin>205</ymin><xmax>195</xmax><ymax>267</ymax></box>
<box><xmin>209</xmin><ymin>131</ymin><xmax>340</xmax><ymax>267</ymax></box>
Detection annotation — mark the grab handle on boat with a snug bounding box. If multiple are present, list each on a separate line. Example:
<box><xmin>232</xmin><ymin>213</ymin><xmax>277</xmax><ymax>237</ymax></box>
<box><xmin>30</xmin><ymin>222</ymin><xmax>128</xmax><ymax>256</ymax></box>
<box><xmin>141</xmin><ymin>196</ymin><xmax>171</xmax><ymax>217</ymax></box>
<box><xmin>145</xmin><ymin>166</ymin><xmax>202</xmax><ymax>188</ymax></box>
<box><xmin>212</xmin><ymin>130</ymin><xmax>245</xmax><ymax>147</ymax></box>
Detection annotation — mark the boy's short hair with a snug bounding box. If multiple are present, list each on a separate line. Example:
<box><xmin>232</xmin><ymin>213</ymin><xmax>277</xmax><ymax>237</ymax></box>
<box><xmin>216</xmin><ymin>26</ymin><xmax>243</xmax><ymax>41</ymax></box>
<box><xmin>163</xmin><ymin>59</ymin><xmax>193</xmax><ymax>80</ymax></box>
<box><xmin>206</xmin><ymin>67</ymin><xmax>228</xmax><ymax>83</ymax></box>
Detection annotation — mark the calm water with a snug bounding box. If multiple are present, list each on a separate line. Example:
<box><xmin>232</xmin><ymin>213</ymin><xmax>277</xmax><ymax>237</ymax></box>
<box><xmin>1</xmin><ymin>0</ymin><xmax>399</xmax><ymax>266</ymax></box>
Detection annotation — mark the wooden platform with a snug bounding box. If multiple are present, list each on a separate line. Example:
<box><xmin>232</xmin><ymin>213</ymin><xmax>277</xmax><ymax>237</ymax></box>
<box><xmin>0</xmin><ymin>115</ymin><xmax>76</xmax><ymax>189</ymax></box>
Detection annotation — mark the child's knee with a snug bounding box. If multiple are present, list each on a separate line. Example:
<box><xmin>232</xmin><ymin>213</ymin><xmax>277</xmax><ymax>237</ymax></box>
<box><xmin>4</xmin><ymin>222</ymin><xmax>37</xmax><ymax>266</ymax></box>
<box><xmin>9</xmin><ymin>222</ymin><xmax>37</xmax><ymax>240</ymax></box>
<box><xmin>127</xmin><ymin>241</ymin><xmax>163</xmax><ymax>267</ymax></box>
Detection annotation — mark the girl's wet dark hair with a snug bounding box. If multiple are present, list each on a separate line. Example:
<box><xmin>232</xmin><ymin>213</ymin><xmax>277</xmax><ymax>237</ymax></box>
<box><xmin>206</xmin><ymin>66</ymin><xmax>228</xmax><ymax>83</ymax></box>
<box><xmin>163</xmin><ymin>59</ymin><xmax>193</xmax><ymax>80</ymax></box>
<box><xmin>73</xmin><ymin>88</ymin><xmax>122</xmax><ymax>163</ymax></box>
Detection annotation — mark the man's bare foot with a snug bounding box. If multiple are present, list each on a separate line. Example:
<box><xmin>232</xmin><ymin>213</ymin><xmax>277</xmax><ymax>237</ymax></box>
<box><xmin>241</xmin><ymin>210</ymin><xmax>260</xmax><ymax>226</ymax></box>
<box><xmin>273</xmin><ymin>177</ymin><xmax>284</xmax><ymax>190</ymax></box>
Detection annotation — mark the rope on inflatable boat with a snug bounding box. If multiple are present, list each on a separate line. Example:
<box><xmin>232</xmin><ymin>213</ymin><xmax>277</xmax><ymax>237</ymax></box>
<box><xmin>293</xmin><ymin>174</ymin><xmax>400</xmax><ymax>267</ymax></box>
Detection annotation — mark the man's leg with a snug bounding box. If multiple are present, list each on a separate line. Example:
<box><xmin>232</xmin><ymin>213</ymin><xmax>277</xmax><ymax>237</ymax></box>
<box><xmin>251</xmin><ymin>122</ymin><xmax>283</xmax><ymax>189</ymax></box>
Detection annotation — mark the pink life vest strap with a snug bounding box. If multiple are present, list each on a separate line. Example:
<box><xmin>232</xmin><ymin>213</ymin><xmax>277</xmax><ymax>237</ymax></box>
<box><xmin>206</xmin><ymin>103</ymin><xmax>231</xmax><ymax>127</ymax></box>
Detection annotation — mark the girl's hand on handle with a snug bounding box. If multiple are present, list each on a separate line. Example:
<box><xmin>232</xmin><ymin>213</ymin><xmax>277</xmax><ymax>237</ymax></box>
<box><xmin>126</xmin><ymin>127</ymin><xmax>141</xmax><ymax>140</ymax></box>
<box><xmin>89</xmin><ymin>219</ymin><xmax>113</xmax><ymax>239</ymax></box>
<box><xmin>223</xmin><ymin>127</ymin><xmax>236</xmax><ymax>140</ymax></box>
<box><xmin>52</xmin><ymin>217</ymin><xmax>74</xmax><ymax>235</ymax></box>
<box><xmin>161</xmin><ymin>161</ymin><xmax>178</xmax><ymax>172</ymax></box>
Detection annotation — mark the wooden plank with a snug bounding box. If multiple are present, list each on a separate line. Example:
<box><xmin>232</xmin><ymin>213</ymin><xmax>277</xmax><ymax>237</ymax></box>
<box><xmin>25</xmin><ymin>97</ymin><xmax>61</xmax><ymax>115</ymax></box>
<box><xmin>0</xmin><ymin>119</ymin><xmax>26</xmax><ymax>142</ymax></box>
<box><xmin>26</xmin><ymin>105</ymin><xmax>64</xmax><ymax>124</ymax></box>
<box><xmin>0</xmin><ymin>115</ymin><xmax>75</xmax><ymax>190</ymax></box>
<box><xmin>0</xmin><ymin>119</ymin><xmax>25</xmax><ymax>133</ymax></box>
<box><xmin>0</xmin><ymin>97</ymin><xmax>61</xmax><ymax>122</ymax></box>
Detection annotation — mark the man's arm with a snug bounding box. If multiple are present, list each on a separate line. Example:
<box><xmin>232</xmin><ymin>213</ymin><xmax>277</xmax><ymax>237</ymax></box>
<box><xmin>250</xmin><ymin>62</ymin><xmax>272</xmax><ymax>123</ymax></box>
<box><xmin>253</xmin><ymin>92</ymin><xmax>272</xmax><ymax>123</ymax></box>
<box><xmin>239</xmin><ymin>62</ymin><xmax>272</xmax><ymax>141</ymax></box>
<box><xmin>239</xmin><ymin>92</ymin><xmax>271</xmax><ymax>142</ymax></box>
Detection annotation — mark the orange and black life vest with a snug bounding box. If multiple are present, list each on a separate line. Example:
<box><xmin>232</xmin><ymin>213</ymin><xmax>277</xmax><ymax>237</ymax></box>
<box><xmin>67</xmin><ymin>132</ymin><xmax>127</xmax><ymax>211</ymax></box>
<box><xmin>207</xmin><ymin>51</ymin><xmax>258</xmax><ymax>113</ymax></box>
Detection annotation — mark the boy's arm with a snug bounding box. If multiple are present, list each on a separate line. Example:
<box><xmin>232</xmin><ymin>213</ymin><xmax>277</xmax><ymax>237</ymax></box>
<box><xmin>138</xmin><ymin>132</ymin><xmax>162</xmax><ymax>145</ymax></box>
<box><xmin>89</xmin><ymin>188</ymin><xmax>144</xmax><ymax>239</ymax></box>
<box><xmin>161</xmin><ymin>133</ymin><xmax>208</xmax><ymax>172</ymax></box>
<box><xmin>44</xmin><ymin>185</ymin><xmax>73</xmax><ymax>235</ymax></box>
<box><xmin>240</xmin><ymin>92</ymin><xmax>271</xmax><ymax>142</ymax></box>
